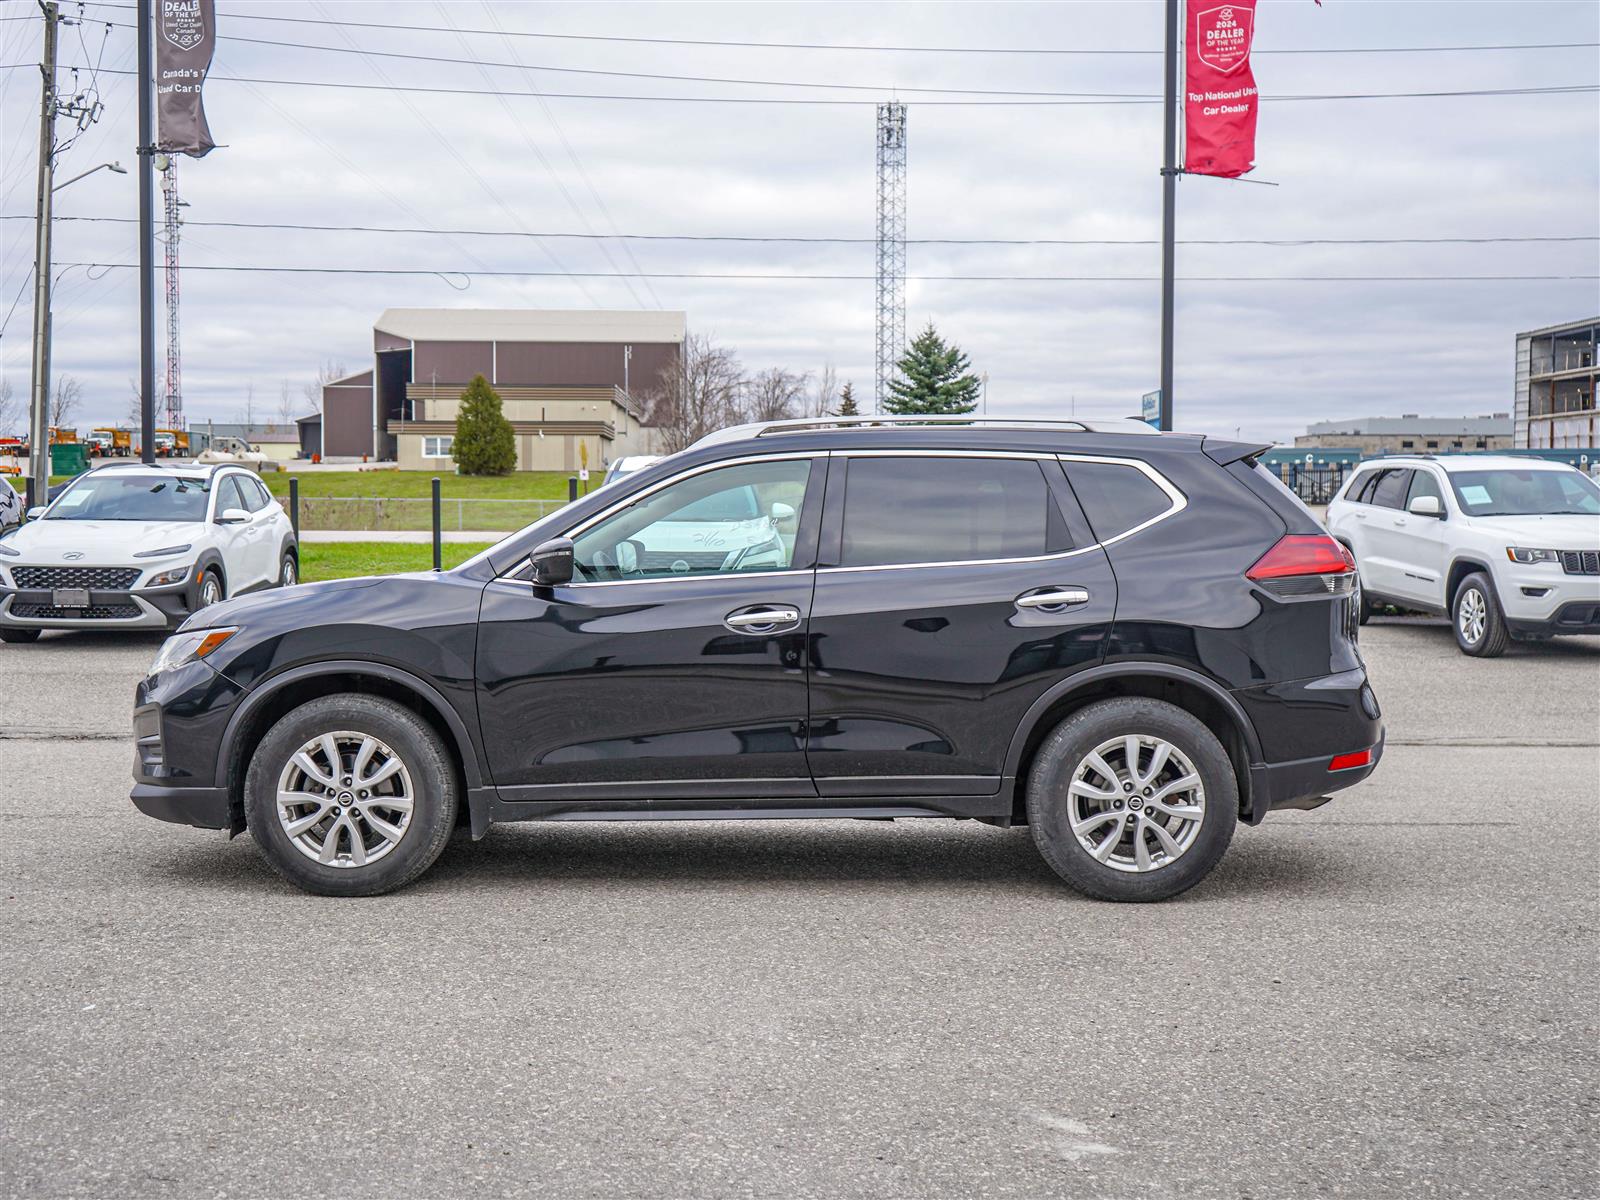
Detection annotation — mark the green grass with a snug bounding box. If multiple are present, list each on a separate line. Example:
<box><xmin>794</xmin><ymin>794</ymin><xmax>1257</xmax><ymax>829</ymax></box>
<box><xmin>3</xmin><ymin>475</ymin><xmax>70</xmax><ymax>493</ymax></box>
<box><xmin>264</xmin><ymin>470</ymin><xmax>578</xmax><ymax>501</ymax></box>
<box><xmin>300</xmin><ymin>541</ymin><xmax>494</xmax><ymax>581</ymax></box>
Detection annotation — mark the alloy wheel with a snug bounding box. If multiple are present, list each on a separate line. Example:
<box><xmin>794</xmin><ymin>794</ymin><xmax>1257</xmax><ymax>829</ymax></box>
<box><xmin>1458</xmin><ymin>587</ymin><xmax>1486</xmax><ymax>645</ymax></box>
<box><xmin>1067</xmin><ymin>734</ymin><xmax>1206</xmax><ymax>873</ymax></box>
<box><xmin>281</xmin><ymin>556</ymin><xmax>297</xmax><ymax>586</ymax></box>
<box><xmin>275</xmin><ymin>730</ymin><xmax>415</xmax><ymax>868</ymax></box>
<box><xmin>199</xmin><ymin>575</ymin><xmax>222</xmax><ymax>607</ymax></box>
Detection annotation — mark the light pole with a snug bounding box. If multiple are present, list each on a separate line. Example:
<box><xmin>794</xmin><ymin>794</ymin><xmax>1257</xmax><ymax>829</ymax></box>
<box><xmin>27</xmin><ymin>155</ymin><xmax>124</xmax><ymax>511</ymax></box>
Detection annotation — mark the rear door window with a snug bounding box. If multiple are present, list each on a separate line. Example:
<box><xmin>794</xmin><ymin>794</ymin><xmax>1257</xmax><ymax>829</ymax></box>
<box><xmin>1369</xmin><ymin>469</ymin><xmax>1412</xmax><ymax>510</ymax></box>
<box><xmin>839</xmin><ymin>456</ymin><xmax>1069</xmax><ymax>567</ymax></box>
<box><xmin>1345</xmin><ymin>470</ymin><xmax>1378</xmax><ymax>503</ymax></box>
<box><xmin>1060</xmin><ymin>459</ymin><xmax>1176</xmax><ymax>542</ymax></box>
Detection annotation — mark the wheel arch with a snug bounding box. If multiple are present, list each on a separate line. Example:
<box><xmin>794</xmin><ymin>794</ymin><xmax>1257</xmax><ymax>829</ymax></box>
<box><xmin>1445</xmin><ymin>556</ymin><xmax>1496</xmax><ymax>609</ymax></box>
<box><xmin>193</xmin><ymin>549</ymin><xmax>228</xmax><ymax>598</ymax></box>
<box><xmin>1004</xmin><ymin>665</ymin><xmax>1263</xmax><ymax>826</ymax></box>
<box><xmin>215</xmin><ymin>661</ymin><xmax>484</xmax><ymax>833</ymax></box>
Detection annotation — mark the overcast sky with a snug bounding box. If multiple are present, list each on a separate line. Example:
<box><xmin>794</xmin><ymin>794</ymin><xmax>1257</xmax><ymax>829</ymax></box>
<box><xmin>1</xmin><ymin>0</ymin><xmax>1596</xmax><ymax>442</ymax></box>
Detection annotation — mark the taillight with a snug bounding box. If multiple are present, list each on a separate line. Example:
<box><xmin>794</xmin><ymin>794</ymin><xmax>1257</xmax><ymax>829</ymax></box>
<box><xmin>1247</xmin><ymin>535</ymin><xmax>1354</xmax><ymax>580</ymax></box>
<box><xmin>1247</xmin><ymin>535</ymin><xmax>1357</xmax><ymax>597</ymax></box>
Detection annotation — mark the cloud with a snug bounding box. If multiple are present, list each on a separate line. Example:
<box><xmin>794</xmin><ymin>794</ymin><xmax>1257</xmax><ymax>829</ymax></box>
<box><xmin>1</xmin><ymin>0</ymin><xmax>1594</xmax><ymax>443</ymax></box>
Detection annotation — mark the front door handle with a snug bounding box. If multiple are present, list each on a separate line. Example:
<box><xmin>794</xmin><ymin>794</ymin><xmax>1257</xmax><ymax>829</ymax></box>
<box><xmin>724</xmin><ymin>604</ymin><xmax>801</xmax><ymax>634</ymax></box>
<box><xmin>1016</xmin><ymin>587</ymin><xmax>1090</xmax><ymax>611</ymax></box>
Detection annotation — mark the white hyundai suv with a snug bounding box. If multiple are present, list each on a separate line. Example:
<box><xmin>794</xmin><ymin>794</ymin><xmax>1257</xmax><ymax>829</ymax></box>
<box><xmin>0</xmin><ymin>462</ymin><xmax>297</xmax><ymax>644</ymax></box>
<box><xmin>1326</xmin><ymin>455</ymin><xmax>1600</xmax><ymax>656</ymax></box>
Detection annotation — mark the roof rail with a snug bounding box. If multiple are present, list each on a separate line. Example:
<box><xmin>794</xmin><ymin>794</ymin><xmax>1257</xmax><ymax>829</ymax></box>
<box><xmin>691</xmin><ymin>415</ymin><xmax>1160</xmax><ymax>450</ymax></box>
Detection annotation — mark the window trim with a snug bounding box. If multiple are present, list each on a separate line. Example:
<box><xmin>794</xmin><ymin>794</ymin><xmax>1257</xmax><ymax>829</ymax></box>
<box><xmin>501</xmin><ymin>448</ymin><xmax>1187</xmax><ymax>583</ymax></box>
<box><xmin>421</xmin><ymin>435</ymin><xmax>454</xmax><ymax>460</ymax></box>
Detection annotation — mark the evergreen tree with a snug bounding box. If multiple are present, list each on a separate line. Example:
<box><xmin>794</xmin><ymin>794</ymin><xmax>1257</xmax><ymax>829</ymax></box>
<box><xmin>451</xmin><ymin>374</ymin><xmax>517</xmax><ymax>476</ymax></box>
<box><xmin>835</xmin><ymin>381</ymin><xmax>860</xmax><ymax>417</ymax></box>
<box><xmin>884</xmin><ymin>325</ymin><xmax>981</xmax><ymax>415</ymax></box>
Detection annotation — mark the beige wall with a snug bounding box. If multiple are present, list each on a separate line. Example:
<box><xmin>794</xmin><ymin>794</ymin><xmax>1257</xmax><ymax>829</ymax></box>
<box><xmin>396</xmin><ymin>431</ymin><xmax>632</xmax><ymax>474</ymax></box>
<box><xmin>1292</xmin><ymin>433</ymin><xmax>1512</xmax><ymax>454</ymax></box>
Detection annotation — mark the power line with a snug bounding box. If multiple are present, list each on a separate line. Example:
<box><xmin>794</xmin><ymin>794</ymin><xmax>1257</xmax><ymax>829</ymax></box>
<box><xmin>3</xmin><ymin>63</ymin><xmax>1593</xmax><ymax>105</ymax></box>
<box><xmin>56</xmin><ymin>5</ymin><xmax>1600</xmax><ymax>57</ymax></box>
<box><xmin>54</xmin><ymin>262</ymin><xmax>1599</xmax><ymax>283</ymax></box>
<box><xmin>9</xmin><ymin>215</ymin><xmax>1595</xmax><ymax>247</ymax></box>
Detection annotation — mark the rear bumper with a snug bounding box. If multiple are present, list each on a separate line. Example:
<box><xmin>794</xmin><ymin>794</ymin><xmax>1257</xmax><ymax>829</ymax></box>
<box><xmin>1247</xmin><ymin>728</ymin><xmax>1385</xmax><ymax>823</ymax></box>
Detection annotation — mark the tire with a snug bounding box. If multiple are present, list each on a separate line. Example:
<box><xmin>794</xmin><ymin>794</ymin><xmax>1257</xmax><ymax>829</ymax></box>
<box><xmin>0</xmin><ymin>627</ymin><xmax>42</xmax><ymax>644</ymax></box>
<box><xmin>1452</xmin><ymin>572</ymin><xmax>1509</xmax><ymax>658</ymax></box>
<box><xmin>1025</xmin><ymin>697</ymin><xmax>1238</xmax><ymax>903</ymax></box>
<box><xmin>246</xmin><ymin>694</ymin><xmax>458</xmax><ymax>897</ymax></box>
<box><xmin>278</xmin><ymin>548</ymin><xmax>298</xmax><ymax>588</ymax></box>
<box><xmin>195</xmin><ymin>568</ymin><xmax>224</xmax><ymax>611</ymax></box>
<box><xmin>1353</xmin><ymin>568</ymin><xmax>1374</xmax><ymax>626</ymax></box>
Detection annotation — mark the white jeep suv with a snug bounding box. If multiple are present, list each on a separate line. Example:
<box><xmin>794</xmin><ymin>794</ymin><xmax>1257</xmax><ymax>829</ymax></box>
<box><xmin>0</xmin><ymin>462</ymin><xmax>297</xmax><ymax>644</ymax></box>
<box><xmin>1326</xmin><ymin>455</ymin><xmax>1600</xmax><ymax>656</ymax></box>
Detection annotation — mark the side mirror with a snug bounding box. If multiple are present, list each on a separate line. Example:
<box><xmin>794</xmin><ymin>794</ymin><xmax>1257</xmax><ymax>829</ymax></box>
<box><xmin>530</xmin><ymin>537</ymin><xmax>574</xmax><ymax>586</ymax></box>
<box><xmin>770</xmin><ymin>501</ymin><xmax>797</xmax><ymax>524</ymax></box>
<box><xmin>25</xmin><ymin>506</ymin><xmax>45</xmax><ymax>521</ymax></box>
<box><xmin>216</xmin><ymin>507</ymin><xmax>250</xmax><ymax>525</ymax></box>
<box><xmin>1407</xmin><ymin>495</ymin><xmax>1443</xmax><ymax>518</ymax></box>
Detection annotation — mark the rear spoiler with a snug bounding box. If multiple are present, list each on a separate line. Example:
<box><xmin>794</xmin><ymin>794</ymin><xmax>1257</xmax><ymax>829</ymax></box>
<box><xmin>1203</xmin><ymin>438</ymin><xmax>1274</xmax><ymax>467</ymax></box>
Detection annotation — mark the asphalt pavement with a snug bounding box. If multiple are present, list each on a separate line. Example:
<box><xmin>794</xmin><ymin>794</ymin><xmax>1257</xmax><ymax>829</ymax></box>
<box><xmin>1</xmin><ymin>619</ymin><xmax>1596</xmax><ymax>1198</ymax></box>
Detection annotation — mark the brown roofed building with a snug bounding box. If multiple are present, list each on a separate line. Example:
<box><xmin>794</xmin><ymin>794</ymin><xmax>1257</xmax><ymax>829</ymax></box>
<box><xmin>365</xmin><ymin>308</ymin><xmax>684</xmax><ymax>471</ymax></box>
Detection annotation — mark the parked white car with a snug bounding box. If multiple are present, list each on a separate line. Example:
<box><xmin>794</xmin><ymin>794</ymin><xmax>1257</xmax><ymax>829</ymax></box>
<box><xmin>0</xmin><ymin>478</ymin><xmax>22</xmax><ymax>534</ymax></box>
<box><xmin>1326</xmin><ymin>455</ymin><xmax>1600</xmax><ymax>656</ymax></box>
<box><xmin>0</xmin><ymin>462</ymin><xmax>297</xmax><ymax>643</ymax></box>
<box><xmin>601</xmin><ymin>454</ymin><xmax>661</xmax><ymax>488</ymax></box>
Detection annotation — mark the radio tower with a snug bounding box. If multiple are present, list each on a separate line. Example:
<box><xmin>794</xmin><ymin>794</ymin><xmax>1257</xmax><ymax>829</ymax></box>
<box><xmin>874</xmin><ymin>102</ymin><xmax>906</xmax><ymax>413</ymax></box>
<box><xmin>159</xmin><ymin>157</ymin><xmax>183</xmax><ymax>432</ymax></box>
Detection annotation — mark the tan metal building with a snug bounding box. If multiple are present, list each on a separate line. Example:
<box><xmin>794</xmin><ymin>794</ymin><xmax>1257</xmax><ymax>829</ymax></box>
<box><xmin>367</xmin><ymin>308</ymin><xmax>684</xmax><ymax>471</ymax></box>
<box><xmin>1293</xmin><ymin>414</ymin><xmax>1512</xmax><ymax>456</ymax></box>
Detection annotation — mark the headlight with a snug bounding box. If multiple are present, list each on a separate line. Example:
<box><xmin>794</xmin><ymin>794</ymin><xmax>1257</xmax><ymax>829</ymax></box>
<box><xmin>1506</xmin><ymin>547</ymin><xmax>1560</xmax><ymax>564</ymax></box>
<box><xmin>149</xmin><ymin>626</ymin><xmax>238</xmax><ymax>676</ymax></box>
<box><xmin>143</xmin><ymin>563</ymin><xmax>192</xmax><ymax>587</ymax></box>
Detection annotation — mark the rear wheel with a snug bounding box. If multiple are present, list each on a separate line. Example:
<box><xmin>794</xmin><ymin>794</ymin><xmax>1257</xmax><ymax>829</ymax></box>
<box><xmin>1026</xmin><ymin>698</ymin><xmax>1238</xmax><ymax>902</ymax></box>
<box><xmin>1353</xmin><ymin>568</ymin><xmax>1375</xmax><ymax>626</ymax></box>
<box><xmin>246</xmin><ymin>694</ymin><xmax>458</xmax><ymax>896</ymax></box>
<box><xmin>0</xmin><ymin>627</ymin><xmax>42</xmax><ymax>644</ymax></box>
<box><xmin>1453</xmin><ymin>572</ymin><xmax>1509</xmax><ymax>658</ymax></box>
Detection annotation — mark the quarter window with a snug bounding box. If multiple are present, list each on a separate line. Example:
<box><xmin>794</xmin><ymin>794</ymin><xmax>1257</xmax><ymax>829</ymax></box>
<box><xmin>839</xmin><ymin>456</ymin><xmax>1070</xmax><ymax>568</ymax></box>
<box><xmin>1061</xmin><ymin>460</ymin><xmax>1174</xmax><ymax>542</ymax></box>
<box><xmin>422</xmin><ymin>436</ymin><xmax>454</xmax><ymax>459</ymax></box>
<box><xmin>571</xmin><ymin>458</ymin><xmax>811</xmax><ymax>581</ymax></box>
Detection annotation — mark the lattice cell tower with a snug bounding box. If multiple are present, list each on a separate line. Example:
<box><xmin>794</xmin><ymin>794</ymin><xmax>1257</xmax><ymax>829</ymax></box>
<box><xmin>874</xmin><ymin>102</ymin><xmax>907</xmax><ymax>413</ymax></box>
<box><xmin>159</xmin><ymin>158</ymin><xmax>184</xmax><ymax>431</ymax></box>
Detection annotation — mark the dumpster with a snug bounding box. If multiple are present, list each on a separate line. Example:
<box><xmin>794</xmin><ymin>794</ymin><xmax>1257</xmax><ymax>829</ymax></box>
<box><xmin>49</xmin><ymin>441</ymin><xmax>90</xmax><ymax>478</ymax></box>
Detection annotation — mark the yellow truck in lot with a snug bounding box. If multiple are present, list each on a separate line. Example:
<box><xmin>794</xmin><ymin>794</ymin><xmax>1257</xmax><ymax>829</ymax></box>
<box><xmin>88</xmin><ymin>427</ymin><xmax>133</xmax><ymax>457</ymax></box>
<box><xmin>153</xmin><ymin>429</ymin><xmax>190</xmax><ymax>458</ymax></box>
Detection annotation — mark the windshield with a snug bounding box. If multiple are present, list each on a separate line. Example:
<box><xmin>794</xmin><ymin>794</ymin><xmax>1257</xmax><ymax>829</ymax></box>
<box><xmin>1448</xmin><ymin>468</ymin><xmax>1600</xmax><ymax>517</ymax></box>
<box><xmin>46</xmin><ymin>474</ymin><xmax>211</xmax><ymax>521</ymax></box>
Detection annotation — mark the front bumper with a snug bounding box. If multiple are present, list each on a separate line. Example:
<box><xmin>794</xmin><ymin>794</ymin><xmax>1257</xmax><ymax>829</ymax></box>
<box><xmin>129</xmin><ymin>662</ymin><xmax>247</xmax><ymax>833</ymax></box>
<box><xmin>0</xmin><ymin>583</ymin><xmax>194</xmax><ymax>630</ymax></box>
<box><xmin>131</xmin><ymin>782</ymin><xmax>231</xmax><ymax>828</ymax></box>
<box><xmin>1506</xmin><ymin>600</ymin><xmax>1600</xmax><ymax>638</ymax></box>
<box><xmin>1497</xmin><ymin>563</ymin><xmax>1600</xmax><ymax>628</ymax></box>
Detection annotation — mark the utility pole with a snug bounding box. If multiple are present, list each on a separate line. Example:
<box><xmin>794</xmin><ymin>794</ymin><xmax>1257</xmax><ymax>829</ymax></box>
<box><xmin>1158</xmin><ymin>0</ymin><xmax>1179</xmax><ymax>433</ymax></box>
<box><xmin>137</xmin><ymin>0</ymin><xmax>155</xmax><ymax>464</ymax></box>
<box><xmin>26</xmin><ymin>2</ymin><xmax>59</xmax><ymax>511</ymax></box>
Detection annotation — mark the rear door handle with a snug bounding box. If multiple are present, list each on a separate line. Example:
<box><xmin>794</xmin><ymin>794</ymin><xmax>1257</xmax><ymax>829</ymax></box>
<box><xmin>724</xmin><ymin>604</ymin><xmax>801</xmax><ymax>634</ymax></box>
<box><xmin>1016</xmin><ymin>587</ymin><xmax>1090</xmax><ymax>611</ymax></box>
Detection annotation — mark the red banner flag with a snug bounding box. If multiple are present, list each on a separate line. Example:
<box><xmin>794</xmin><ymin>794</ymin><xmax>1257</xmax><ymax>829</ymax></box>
<box><xmin>1185</xmin><ymin>1</ymin><xmax>1259</xmax><ymax>178</ymax></box>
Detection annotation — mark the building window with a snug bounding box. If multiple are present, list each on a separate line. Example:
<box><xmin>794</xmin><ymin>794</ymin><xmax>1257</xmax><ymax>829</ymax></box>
<box><xmin>1475</xmin><ymin>441</ymin><xmax>1487</xmax><ymax>449</ymax></box>
<box><xmin>1426</xmin><ymin>441</ymin><xmax>1438</xmax><ymax>450</ymax></box>
<box><xmin>422</xmin><ymin>435</ymin><xmax>454</xmax><ymax>459</ymax></box>
<box><xmin>1401</xmin><ymin>440</ymin><xmax>1414</xmax><ymax>449</ymax></box>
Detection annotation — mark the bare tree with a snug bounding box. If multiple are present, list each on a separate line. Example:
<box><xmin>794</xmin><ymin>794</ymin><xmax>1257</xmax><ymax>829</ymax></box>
<box><xmin>640</xmin><ymin>333</ymin><xmax>747</xmax><ymax>454</ymax></box>
<box><xmin>811</xmin><ymin>364</ymin><xmax>839</xmax><ymax>418</ymax></box>
<box><xmin>276</xmin><ymin>379</ymin><xmax>296</xmax><ymax>430</ymax></box>
<box><xmin>0</xmin><ymin>378</ymin><xmax>20</xmax><ymax>435</ymax></box>
<box><xmin>49</xmin><ymin>375</ymin><xmax>82</xmax><ymax>428</ymax></box>
<box><xmin>302</xmin><ymin>359</ymin><xmax>348</xmax><ymax>416</ymax></box>
<box><xmin>239</xmin><ymin>381</ymin><xmax>256</xmax><ymax>430</ymax></box>
<box><xmin>125</xmin><ymin>378</ymin><xmax>142</xmax><ymax>432</ymax></box>
<box><xmin>744</xmin><ymin>367</ymin><xmax>811</xmax><ymax>423</ymax></box>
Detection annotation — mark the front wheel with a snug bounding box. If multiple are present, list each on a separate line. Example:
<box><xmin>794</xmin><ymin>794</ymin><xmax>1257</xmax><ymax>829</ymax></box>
<box><xmin>245</xmin><ymin>694</ymin><xmax>458</xmax><ymax>896</ymax></box>
<box><xmin>195</xmin><ymin>568</ymin><xmax>224</xmax><ymax>611</ymax></box>
<box><xmin>1453</xmin><ymin>572</ymin><xmax>1509</xmax><ymax>657</ymax></box>
<box><xmin>1026</xmin><ymin>698</ymin><xmax>1238</xmax><ymax>902</ymax></box>
<box><xmin>278</xmin><ymin>549</ymin><xmax>298</xmax><ymax>588</ymax></box>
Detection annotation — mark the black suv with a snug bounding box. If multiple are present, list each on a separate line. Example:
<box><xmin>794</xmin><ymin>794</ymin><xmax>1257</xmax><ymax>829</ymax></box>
<box><xmin>130</xmin><ymin>418</ymin><xmax>1383</xmax><ymax>902</ymax></box>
